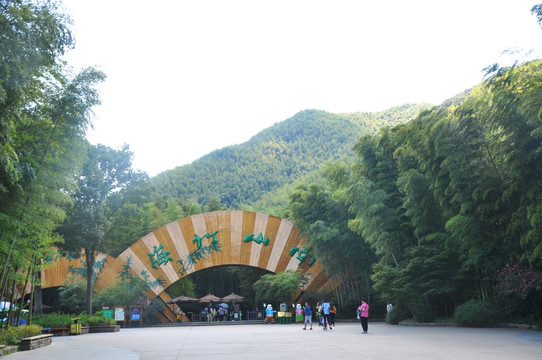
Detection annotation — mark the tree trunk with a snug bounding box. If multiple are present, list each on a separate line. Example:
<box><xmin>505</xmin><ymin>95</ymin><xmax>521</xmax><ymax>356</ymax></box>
<box><xmin>33</xmin><ymin>283</ymin><xmax>43</xmax><ymax>316</ymax></box>
<box><xmin>86</xmin><ymin>248</ymin><xmax>95</xmax><ymax>314</ymax></box>
<box><xmin>30</xmin><ymin>267</ymin><xmax>38</xmax><ymax>324</ymax></box>
<box><xmin>16</xmin><ymin>262</ymin><xmax>33</xmax><ymax>324</ymax></box>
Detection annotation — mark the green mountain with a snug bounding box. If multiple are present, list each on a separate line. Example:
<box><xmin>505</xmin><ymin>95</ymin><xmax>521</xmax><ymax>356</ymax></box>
<box><xmin>150</xmin><ymin>104</ymin><xmax>432</xmax><ymax>213</ymax></box>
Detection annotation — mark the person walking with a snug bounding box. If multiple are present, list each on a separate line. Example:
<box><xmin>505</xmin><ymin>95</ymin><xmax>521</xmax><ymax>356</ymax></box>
<box><xmin>302</xmin><ymin>302</ymin><xmax>312</xmax><ymax>330</ymax></box>
<box><xmin>316</xmin><ymin>302</ymin><xmax>322</xmax><ymax>327</ymax></box>
<box><xmin>329</xmin><ymin>302</ymin><xmax>336</xmax><ymax>328</ymax></box>
<box><xmin>358</xmin><ymin>299</ymin><xmax>369</xmax><ymax>334</ymax></box>
<box><xmin>386</xmin><ymin>301</ymin><xmax>393</xmax><ymax>313</ymax></box>
<box><xmin>322</xmin><ymin>299</ymin><xmax>331</xmax><ymax>330</ymax></box>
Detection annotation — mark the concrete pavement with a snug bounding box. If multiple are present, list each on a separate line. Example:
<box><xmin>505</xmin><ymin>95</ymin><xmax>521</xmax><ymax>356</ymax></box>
<box><xmin>6</xmin><ymin>322</ymin><xmax>542</xmax><ymax>360</ymax></box>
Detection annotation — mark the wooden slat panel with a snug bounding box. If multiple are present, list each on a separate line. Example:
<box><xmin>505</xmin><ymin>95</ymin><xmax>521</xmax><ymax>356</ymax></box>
<box><xmin>240</xmin><ymin>211</ymin><xmax>256</xmax><ymax>266</ymax></box>
<box><xmin>190</xmin><ymin>214</ymin><xmax>213</xmax><ymax>270</ymax></box>
<box><xmin>285</xmin><ymin>252</ymin><xmax>301</xmax><ymax>271</ymax></box>
<box><xmin>304</xmin><ymin>269</ymin><xmax>328</xmax><ymax>294</ymax></box>
<box><xmin>157</xmin><ymin>292</ymin><xmax>178</xmax><ymax>322</ymax></box>
<box><xmin>203</xmin><ymin>212</ymin><xmax>221</xmax><ymax>266</ymax></box>
<box><xmin>230</xmin><ymin>211</ymin><xmax>244</xmax><ymax>265</ymax></box>
<box><xmin>156</xmin><ymin>224</ymin><xmax>183</xmax><ymax>280</ymax></box>
<box><xmin>274</xmin><ymin>227</ymin><xmax>303</xmax><ymax>273</ymax></box>
<box><xmin>264</xmin><ymin>218</ymin><xmax>293</xmax><ymax>272</ymax></box>
<box><xmin>165</xmin><ymin>220</ymin><xmax>195</xmax><ymax>278</ymax></box>
<box><xmin>156</xmin><ymin>311</ymin><xmax>169</xmax><ymax>323</ymax></box>
<box><xmin>131</xmin><ymin>237</ymin><xmax>172</xmax><ymax>289</ymax></box>
<box><xmin>40</xmin><ymin>250</ymin><xmax>114</xmax><ymax>291</ymax></box>
<box><xmin>257</xmin><ymin>215</ymin><xmax>281</xmax><ymax>269</ymax></box>
<box><xmin>94</xmin><ymin>257</ymin><xmax>126</xmax><ymax>290</ymax></box>
<box><xmin>178</xmin><ymin>216</ymin><xmax>197</xmax><ymax>271</ymax></box>
<box><xmin>41</xmin><ymin>260</ymin><xmax>77</xmax><ymax>288</ymax></box>
<box><xmin>143</xmin><ymin>230</ymin><xmax>179</xmax><ymax>285</ymax></box>
<box><xmin>119</xmin><ymin>248</ymin><xmax>164</xmax><ymax>296</ymax></box>
<box><xmin>216</xmin><ymin>211</ymin><xmax>232</xmax><ymax>265</ymax></box>
<box><xmin>248</xmin><ymin>213</ymin><xmax>269</xmax><ymax>267</ymax></box>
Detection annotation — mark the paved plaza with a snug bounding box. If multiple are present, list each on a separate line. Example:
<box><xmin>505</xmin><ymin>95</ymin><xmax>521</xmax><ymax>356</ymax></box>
<box><xmin>6</xmin><ymin>322</ymin><xmax>542</xmax><ymax>360</ymax></box>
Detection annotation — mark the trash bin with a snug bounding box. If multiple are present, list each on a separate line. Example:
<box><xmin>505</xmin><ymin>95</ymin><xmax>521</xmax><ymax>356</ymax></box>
<box><xmin>70</xmin><ymin>318</ymin><xmax>81</xmax><ymax>335</ymax></box>
<box><xmin>277</xmin><ymin>312</ymin><xmax>292</xmax><ymax>324</ymax></box>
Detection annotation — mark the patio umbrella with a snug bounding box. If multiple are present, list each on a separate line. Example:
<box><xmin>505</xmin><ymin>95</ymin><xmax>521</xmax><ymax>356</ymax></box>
<box><xmin>199</xmin><ymin>294</ymin><xmax>222</xmax><ymax>303</ymax></box>
<box><xmin>221</xmin><ymin>293</ymin><xmax>245</xmax><ymax>303</ymax></box>
<box><xmin>166</xmin><ymin>295</ymin><xmax>199</xmax><ymax>304</ymax></box>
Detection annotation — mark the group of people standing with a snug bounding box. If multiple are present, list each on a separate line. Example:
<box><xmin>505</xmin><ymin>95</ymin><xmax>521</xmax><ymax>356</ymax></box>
<box><xmin>302</xmin><ymin>299</ymin><xmax>336</xmax><ymax>330</ymax></box>
<box><xmin>201</xmin><ymin>304</ymin><xmax>234</xmax><ymax>321</ymax></box>
<box><xmin>300</xmin><ymin>298</ymin><xmax>371</xmax><ymax>334</ymax></box>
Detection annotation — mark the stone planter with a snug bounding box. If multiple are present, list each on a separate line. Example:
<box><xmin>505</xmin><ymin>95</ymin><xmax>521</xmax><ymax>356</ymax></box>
<box><xmin>20</xmin><ymin>334</ymin><xmax>53</xmax><ymax>351</ymax></box>
<box><xmin>89</xmin><ymin>324</ymin><xmax>120</xmax><ymax>333</ymax></box>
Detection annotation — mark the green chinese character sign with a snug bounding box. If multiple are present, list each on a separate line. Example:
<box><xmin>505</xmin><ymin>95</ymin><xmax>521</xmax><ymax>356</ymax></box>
<box><xmin>147</xmin><ymin>244</ymin><xmax>173</xmax><ymax>269</ymax></box>
<box><xmin>243</xmin><ymin>233</ymin><xmax>270</xmax><ymax>246</ymax></box>
<box><xmin>192</xmin><ymin>230</ymin><xmax>219</xmax><ymax>249</ymax></box>
<box><xmin>290</xmin><ymin>246</ymin><xmax>316</xmax><ymax>267</ymax></box>
<box><xmin>177</xmin><ymin>231</ymin><xmax>222</xmax><ymax>277</ymax></box>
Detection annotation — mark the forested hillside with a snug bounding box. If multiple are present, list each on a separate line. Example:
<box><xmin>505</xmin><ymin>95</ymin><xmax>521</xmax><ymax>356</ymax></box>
<box><xmin>150</xmin><ymin>104</ymin><xmax>431</xmax><ymax>213</ymax></box>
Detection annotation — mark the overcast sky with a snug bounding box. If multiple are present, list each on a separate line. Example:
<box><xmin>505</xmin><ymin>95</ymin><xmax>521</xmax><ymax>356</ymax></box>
<box><xmin>61</xmin><ymin>0</ymin><xmax>542</xmax><ymax>176</ymax></box>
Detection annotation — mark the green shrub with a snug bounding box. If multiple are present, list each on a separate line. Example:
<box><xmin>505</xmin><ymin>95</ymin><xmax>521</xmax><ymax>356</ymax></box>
<box><xmin>79</xmin><ymin>311</ymin><xmax>116</xmax><ymax>325</ymax></box>
<box><xmin>0</xmin><ymin>325</ymin><xmax>42</xmax><ymax>345</ymax></box>
<box><xmin>409</xmin><ymin>297</ymin><xmax>434</xmax><ymax>323</ymax></box>
<box><xmin>33</xmin><ymin>313</ymin><xmax>72</xmax><ymax>328</ymax></box>
<box><xmin>0</xmin><ymin>328</ymin><xmax>17</xmax><ymax>345</ymax></box>
<box><xmin>386</xmin><ymin>306</ymin><xmax>406</xmax><ymax>324</ymax></box>
<box><xmin>34</xmin><ymin>312</ymin><xmax>117</xmax><ymax>328</ymax></box>
<box><xmin>93</xmin><ymin>278</ymin><xmax>147</xmax><ymax>310</ymax></box>
<box><xmin>454</xmin><ymin>299</ymin><xmax>496</xmax><ymax>327</ymax></box>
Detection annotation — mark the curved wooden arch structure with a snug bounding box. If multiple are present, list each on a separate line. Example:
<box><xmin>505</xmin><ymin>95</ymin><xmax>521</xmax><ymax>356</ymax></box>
<box><xmin>41</xmin><ymin>211</ymin><xmax>331</xmax><ymax>322</ymax></box>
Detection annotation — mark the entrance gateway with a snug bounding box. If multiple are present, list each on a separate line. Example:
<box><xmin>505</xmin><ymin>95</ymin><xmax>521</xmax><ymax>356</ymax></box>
<box><xmin>43</xmin><ymin>211</ymin><xmax>332</xmax><ymax>322</ymax></box>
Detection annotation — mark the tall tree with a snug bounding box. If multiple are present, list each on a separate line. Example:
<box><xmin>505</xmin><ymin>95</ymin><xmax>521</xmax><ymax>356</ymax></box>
<box><xmin>287</xmin><ymin>172</ymin><xmax>376</xmax><ymax>309</ymax></box>
<box><xmin>0</xmin><ymin>1</ymin><xmax>106</xmax><ymax>321</ymax></box>
<box><xmin>253</xmin><ymin>270</ymin><xmax>304</xmax><ymax>304</ymax></box>
<box><xmin>57</xmin><ymin>143</ymin><xmax>148</xmax><ymax>314</ymax></box>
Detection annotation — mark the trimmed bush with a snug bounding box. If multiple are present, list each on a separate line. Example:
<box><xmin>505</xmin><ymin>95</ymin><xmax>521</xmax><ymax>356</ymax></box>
<box><xmin>33</xmin><ymin>313</ymin><xmax>72</xmax><ymax>328</ymax></box>
<box><xmin>79</xmin><ymin>311</ymin><xmax>116</xmax><ymax>325</ymax></box>
<box><xmin>454</xmin><ymin>299</ymin><xmax>496</xmax><ymax>327</ymax></box>
<box><xmin>34</xmin><ymin>312</ymin><xmax>116</xmax><ymax>328</ymax></box>
<box><xmin>0</xmin><ymin>325</ymin><xmax>42</xmax><ymax>345</ymax></box>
